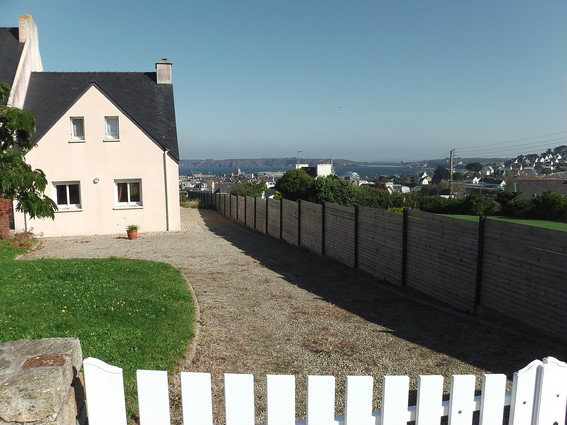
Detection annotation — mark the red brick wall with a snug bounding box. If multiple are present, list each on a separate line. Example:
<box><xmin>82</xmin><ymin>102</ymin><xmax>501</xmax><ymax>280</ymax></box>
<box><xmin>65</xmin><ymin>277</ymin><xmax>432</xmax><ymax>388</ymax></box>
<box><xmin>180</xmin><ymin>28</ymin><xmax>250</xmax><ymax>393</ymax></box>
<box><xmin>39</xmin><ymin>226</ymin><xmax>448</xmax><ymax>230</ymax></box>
<box><xmin>0</xmin><ymin>198</ymin><xmax>12</xmax><ymax>239</ymax></box>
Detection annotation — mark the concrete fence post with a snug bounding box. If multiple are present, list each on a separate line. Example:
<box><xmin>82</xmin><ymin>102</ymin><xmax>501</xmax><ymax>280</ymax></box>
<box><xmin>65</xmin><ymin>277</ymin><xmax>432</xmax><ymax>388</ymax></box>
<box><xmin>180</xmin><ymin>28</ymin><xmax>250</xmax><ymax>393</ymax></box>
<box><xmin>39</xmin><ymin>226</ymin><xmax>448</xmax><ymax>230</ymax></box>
<box><xmin>474</xmin><ymin>215</ymin><xmax>486</xmax><ymax>314</ymax></box>
<box><xmin>279</xmin><ymin>199</ymin><xmax>283</xmax><ymax>239</ymax></box>
<box><xmin>354</xmin><ymin>205</ymin><xmax>359</xmax><ymax>268</ymax></box>
<box><xmin>321</xmin><ymin>202</ymin><xmax>326</xmax><ymax>256</ymax></box>
<box><xmin>297</xmin><ymin>199</ymin><xmax>302</xmax><ymax>247</ymax></box>
<box><xmin>254</xmin><ymin>197</ymin><xmax>257</xmax><ymax>230</ymax></box>
<box><xmin>401</xmin><ymin>208</ymin><xmax>409</xmax><ymax>286</ymax></box>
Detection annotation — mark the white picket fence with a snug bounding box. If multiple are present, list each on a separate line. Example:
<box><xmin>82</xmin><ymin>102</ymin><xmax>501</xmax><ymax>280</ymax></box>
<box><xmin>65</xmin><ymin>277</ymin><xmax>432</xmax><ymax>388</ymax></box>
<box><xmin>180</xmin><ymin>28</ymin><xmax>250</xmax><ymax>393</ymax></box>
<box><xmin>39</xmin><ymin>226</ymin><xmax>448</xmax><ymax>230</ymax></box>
<box><xmin>82</xmin><ymin>356</ymin><xmax>567</xmax><ymax>425</ymax></box>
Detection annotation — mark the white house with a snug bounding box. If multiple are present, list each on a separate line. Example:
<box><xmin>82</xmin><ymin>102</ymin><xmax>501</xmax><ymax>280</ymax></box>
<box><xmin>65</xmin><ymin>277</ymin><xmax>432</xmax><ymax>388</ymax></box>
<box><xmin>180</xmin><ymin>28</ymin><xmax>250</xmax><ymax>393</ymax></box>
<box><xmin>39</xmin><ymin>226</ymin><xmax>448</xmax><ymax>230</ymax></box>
<box><xmin>2</xmin><ymin>15</ymin><xmax>180</xmax><ymax>236</ymax></box>
<box><xmin>480</xmin><ymin>165</ymin><xmax>494</xmax><ymax>176</ymax></box>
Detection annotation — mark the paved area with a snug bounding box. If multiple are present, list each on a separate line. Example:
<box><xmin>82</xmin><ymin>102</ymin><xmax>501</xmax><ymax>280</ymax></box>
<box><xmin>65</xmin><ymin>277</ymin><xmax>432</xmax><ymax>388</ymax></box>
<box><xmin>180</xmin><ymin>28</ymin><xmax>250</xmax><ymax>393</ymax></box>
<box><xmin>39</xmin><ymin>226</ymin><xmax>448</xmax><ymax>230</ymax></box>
<box><xmin>23</xmin><ymin>208</ymin><xmax>566</xmax><ymax>424</ymax></box>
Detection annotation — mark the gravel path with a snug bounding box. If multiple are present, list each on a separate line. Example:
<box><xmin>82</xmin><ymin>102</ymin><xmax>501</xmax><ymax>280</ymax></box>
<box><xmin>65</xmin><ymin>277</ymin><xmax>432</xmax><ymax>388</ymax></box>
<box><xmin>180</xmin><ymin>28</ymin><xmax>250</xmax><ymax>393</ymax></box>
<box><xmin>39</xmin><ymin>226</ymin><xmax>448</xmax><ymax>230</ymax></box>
<box><xmin>23</xmin><ymin>208</ymin><xmax>566</xmax><ymax>424</ymax></box>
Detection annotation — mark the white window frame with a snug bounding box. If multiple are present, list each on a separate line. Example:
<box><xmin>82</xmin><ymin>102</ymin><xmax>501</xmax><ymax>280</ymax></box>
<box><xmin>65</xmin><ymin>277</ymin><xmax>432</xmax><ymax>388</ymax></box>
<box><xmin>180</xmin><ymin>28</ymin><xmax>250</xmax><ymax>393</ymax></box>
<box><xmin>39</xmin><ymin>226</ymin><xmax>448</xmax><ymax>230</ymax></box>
<box><xmin>69</xmin><ymin>117</ymin><xmax>85</xmax><ymax>141</ymax></box>
<box><xmin>114</xmin><ymin>179</ymin><xmax>143</xmax><ymax>207</ymax></box>
<box><xmin>53</xmin><ymin>181</ymin><xmax>82</xmax><ymax>210</ymax></box>
<box><xmin>104</xmin><ymin>116</ymin><xmax>120</xmax><ymax>141</ymax></box>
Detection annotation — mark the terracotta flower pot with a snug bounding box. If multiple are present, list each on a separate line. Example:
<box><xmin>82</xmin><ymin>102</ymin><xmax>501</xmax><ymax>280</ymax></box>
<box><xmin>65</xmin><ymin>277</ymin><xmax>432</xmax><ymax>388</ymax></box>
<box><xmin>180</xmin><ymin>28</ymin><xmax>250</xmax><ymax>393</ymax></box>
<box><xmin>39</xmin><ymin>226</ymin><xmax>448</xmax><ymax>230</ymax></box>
<box><xmin>127</xmin><ymin>229</ymin><xmax>138</xmax><ymax>240</ymax></box>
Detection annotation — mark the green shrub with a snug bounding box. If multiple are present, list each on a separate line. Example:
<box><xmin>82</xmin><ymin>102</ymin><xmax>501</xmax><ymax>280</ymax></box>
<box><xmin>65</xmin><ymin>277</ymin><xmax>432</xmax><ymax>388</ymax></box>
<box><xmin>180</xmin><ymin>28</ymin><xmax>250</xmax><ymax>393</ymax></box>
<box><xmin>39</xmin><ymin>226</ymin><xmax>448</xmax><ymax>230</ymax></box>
<box><xmin>311</xmin><ymin>176</ymin><xmax>358</xmax><ymax>206</ymax></box>
<box><xmin>529</xmin><ymin>191</ymin><xmax>567</xmax><ymax>221</ymax></box>
<box><xmin>355</xmin><ymin>185</ymin><xmax>391</xmax><ymax>209</ymax></box>
<box><xmin>231</xmin><ymin>181</ymin><xmax>267</xmax><ymax>197</ymax></box>
<box><xmin>451</xmin><ymin>193</ymin><xmax>498</xmax><ymax>216</ymax></box>
<box><xmin>275</xmin><ymin>169</ymin><xmax>313</xmax><ymax>201</ymax></box>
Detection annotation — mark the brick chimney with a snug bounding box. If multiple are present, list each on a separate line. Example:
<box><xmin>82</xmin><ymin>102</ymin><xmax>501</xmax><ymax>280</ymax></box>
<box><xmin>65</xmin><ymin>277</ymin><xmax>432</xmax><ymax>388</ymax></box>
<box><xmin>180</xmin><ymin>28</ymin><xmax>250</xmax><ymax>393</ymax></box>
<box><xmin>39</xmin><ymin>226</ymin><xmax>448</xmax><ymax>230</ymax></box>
<box><xmin>155</xmin><ymin>59</ymin><xmax>172</xmax><ymax>84</ymax></box>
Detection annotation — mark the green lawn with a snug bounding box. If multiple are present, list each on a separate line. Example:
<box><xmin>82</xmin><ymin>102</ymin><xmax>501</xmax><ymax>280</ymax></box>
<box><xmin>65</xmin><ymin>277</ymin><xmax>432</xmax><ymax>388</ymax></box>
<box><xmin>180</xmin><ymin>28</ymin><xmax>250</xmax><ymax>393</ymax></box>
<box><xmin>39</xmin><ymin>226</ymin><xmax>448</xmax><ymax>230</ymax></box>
<box><xmin>0</xmin><ymin>240</ymin><xmax>194</xmax><ymax>413</ymax></box>
<box><xmin>444</xmin><ymin>215</ymin><xmax>567</xmax><ymax>231</ymax></box>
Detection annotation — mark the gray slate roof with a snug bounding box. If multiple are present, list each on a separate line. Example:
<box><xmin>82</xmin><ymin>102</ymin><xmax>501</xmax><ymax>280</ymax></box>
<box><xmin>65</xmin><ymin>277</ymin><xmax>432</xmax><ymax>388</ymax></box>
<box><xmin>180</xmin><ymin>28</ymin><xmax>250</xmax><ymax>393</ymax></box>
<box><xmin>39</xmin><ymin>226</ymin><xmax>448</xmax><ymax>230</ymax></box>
<box><xmin>0</xmin><ymin>27</ymin><xmax>24</xmax><ymax>90</ymax></box>
<box><xmin>23</xmin><ymin>72</ymin><xmax>179</xmax><ymax>161</ymax></box>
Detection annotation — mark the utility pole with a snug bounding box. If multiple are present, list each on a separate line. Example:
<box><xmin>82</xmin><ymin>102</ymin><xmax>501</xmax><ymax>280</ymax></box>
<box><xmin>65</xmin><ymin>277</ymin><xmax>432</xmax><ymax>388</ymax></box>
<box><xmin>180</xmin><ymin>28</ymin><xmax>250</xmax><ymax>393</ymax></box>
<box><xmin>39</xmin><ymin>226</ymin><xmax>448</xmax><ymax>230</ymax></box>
<box><xmin>449</xmin><ymin>149</ymin><xmax>455</xmax><ymax>198</ymax></box>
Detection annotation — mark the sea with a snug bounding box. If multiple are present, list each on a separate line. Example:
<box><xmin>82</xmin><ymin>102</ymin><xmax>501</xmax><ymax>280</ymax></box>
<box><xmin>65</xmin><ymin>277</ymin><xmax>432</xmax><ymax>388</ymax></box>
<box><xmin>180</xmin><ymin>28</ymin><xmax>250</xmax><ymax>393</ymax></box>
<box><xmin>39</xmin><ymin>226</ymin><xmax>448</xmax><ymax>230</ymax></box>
<box><xmin>179</xmin><ymin>165</ymin><xmax>431</xmax><ymax>179</ymax></box>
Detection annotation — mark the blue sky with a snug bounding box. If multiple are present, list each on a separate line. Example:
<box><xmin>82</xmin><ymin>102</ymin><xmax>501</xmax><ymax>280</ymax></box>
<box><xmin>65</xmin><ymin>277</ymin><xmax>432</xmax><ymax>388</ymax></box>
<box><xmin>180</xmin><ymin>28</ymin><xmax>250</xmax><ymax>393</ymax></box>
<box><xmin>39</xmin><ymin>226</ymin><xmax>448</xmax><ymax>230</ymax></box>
<box><xmin>1</xmin><ymin>0</ymin><xmax>565</xmax><ymax>161</ymax></box>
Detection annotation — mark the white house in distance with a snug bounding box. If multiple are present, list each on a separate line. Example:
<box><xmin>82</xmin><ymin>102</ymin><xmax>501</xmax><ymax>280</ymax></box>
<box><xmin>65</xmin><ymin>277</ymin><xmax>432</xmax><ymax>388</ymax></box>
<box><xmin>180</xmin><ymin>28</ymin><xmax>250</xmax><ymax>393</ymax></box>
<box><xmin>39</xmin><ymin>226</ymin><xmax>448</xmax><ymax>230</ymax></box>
<box><xmin>1</xmin><ymin>15</ymin><xmax>180</xmax><ymax>236</ymax></box>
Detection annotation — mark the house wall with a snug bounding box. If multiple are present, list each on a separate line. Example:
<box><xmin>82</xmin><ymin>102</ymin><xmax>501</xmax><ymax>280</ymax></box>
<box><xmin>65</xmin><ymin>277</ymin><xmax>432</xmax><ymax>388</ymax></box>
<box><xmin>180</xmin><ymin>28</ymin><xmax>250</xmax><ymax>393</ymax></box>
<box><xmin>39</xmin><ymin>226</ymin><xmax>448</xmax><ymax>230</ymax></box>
<box><xmin>13</xmin><ymin>85</ymin><xmax>180</xmax><ymax>236</ymax></box>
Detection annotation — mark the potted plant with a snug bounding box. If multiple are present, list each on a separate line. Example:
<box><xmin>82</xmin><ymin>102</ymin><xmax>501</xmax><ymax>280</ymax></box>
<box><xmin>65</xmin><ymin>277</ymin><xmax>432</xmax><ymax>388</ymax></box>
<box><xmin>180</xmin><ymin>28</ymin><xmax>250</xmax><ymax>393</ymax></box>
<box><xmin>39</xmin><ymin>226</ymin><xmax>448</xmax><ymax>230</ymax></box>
<box><xmin>126</xmin><ymin>224</ymin><xmax>139</xmax><ymax>240</ymax></box>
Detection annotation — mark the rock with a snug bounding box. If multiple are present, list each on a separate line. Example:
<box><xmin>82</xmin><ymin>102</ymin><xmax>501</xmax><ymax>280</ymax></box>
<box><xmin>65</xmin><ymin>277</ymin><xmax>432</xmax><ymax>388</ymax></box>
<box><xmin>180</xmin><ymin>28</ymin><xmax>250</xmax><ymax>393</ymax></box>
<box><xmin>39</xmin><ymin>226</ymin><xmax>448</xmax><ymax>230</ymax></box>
<box><xmin>0</xmin><ymin>338</ymin><xmax>84</xmax><ymax>425</ymax></box>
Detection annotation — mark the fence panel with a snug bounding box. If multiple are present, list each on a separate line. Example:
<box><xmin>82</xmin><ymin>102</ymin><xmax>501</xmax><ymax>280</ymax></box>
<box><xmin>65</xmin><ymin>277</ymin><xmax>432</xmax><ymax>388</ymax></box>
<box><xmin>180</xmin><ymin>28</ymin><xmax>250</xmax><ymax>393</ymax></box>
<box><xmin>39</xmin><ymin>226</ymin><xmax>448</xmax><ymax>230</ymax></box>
<box><xmin>325</xmin><ymin>203</ymin><xmax>355</xmax><ymax>268</ymax></box>
<box><xmin>282</xmin><ymin>199</ymin><xmax>299</xmax><ymax>246</ymax></box>
<box><xmin>256</xmin><ymin>198</ymin><xmax>267</xmax><ymax>234</ymax></box>
<box><xmin>246</xmin><ymin>196</ymin><xmax>255</xmax><ymax>229</ymax></box>
<box><xmin>300</xmin><ymin>201</ymin><xmax>323</xmax><ymax>255</ymax></box>
<box><xmin>480</xmin><ymin>219</ymin><xmax>567</xmax><ymax>340</ymax></box>
<box><xmin>237</xmin><ymin>196</ymin><xmax>245</xmax><ymax>223</ymax></box>
<box><xmin>230</xmin><ymin>195</ymin><xmax>237</xmax><ymax>219</ymax></box>
<box><xmin>82</xmin><ymin>357</ymin><xmax>567</xmax><ymax>425</ymax></box>
<box><xmin>358</xmin><ymin>207</ymin><xmax>404</xmax><ymax>285</ymax></box>
<box><xmin>406</xmin><ymin>211</ymin><xmax>478</xmax><ymax>313</ymax></box>
<box><xmin>267</xmin><ymin>199</ymin><xmax>281</xmax><ymax>239</ymax></box>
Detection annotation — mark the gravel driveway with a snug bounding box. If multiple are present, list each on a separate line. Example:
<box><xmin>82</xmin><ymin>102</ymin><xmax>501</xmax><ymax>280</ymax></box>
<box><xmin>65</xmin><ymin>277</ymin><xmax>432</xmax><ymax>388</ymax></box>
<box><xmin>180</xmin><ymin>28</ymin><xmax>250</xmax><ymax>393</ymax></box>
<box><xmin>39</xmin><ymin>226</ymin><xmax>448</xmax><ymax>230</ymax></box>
<box><xmin>23</xmin><ymin>207</ymin><xmax>566</xmax><ymax>424</ymax></box>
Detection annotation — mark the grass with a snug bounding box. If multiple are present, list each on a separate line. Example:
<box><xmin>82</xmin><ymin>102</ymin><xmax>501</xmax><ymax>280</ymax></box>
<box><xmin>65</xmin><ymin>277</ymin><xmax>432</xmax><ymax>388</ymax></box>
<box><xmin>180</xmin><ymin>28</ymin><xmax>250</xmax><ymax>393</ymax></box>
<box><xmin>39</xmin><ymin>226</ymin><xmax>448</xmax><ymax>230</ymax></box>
<box><xmin>180</xmin><ymin>194</ymin><xmax>206</xmax><ymax>209</ymax></box>
<box><xmin>0</xmin><ymin>239</ymin><xmax>194</xmax><ymax>415</ymax></box>
<box><xmin>444</xmin><ymin>215</ymin><xmax>567</xmax><ymax>231</ymax></box>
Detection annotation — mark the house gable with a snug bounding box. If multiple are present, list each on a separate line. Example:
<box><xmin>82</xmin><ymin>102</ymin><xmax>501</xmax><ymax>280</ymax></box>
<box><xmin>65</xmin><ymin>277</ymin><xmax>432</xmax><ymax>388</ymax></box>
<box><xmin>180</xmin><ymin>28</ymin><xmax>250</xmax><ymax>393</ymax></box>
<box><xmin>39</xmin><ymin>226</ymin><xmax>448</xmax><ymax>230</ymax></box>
<box><xmin>23</xmin><ymin>72</ymin><xmax>179</xmax><ymax>161</ymax></box>
<box><xmin>26</xmin><ymin>84</ymin><xmax>166</xmax><ymax>162</ymax></box>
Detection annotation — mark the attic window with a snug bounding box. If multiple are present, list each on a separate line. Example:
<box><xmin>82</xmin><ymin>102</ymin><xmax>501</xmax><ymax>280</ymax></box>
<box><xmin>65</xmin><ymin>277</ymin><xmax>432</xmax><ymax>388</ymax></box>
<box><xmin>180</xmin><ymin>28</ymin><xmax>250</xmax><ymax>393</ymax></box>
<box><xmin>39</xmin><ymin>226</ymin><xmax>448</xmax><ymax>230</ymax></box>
<box><xmin>105</xmin><ymin>116</ymin><xmax>119</xmax><ymax>140</ymax></box>
<box><xmin>70</xmin><ymin>117</ymin><xmax>85</xmax><ymax>141</ymax></box>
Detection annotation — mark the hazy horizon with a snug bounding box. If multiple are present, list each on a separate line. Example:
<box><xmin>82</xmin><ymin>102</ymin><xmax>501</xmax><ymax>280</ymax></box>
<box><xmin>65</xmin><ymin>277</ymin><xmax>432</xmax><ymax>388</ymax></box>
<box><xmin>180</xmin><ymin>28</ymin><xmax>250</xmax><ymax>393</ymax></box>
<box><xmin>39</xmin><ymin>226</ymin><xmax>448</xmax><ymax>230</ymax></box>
<box><xmin>2</xmin><ymin>1</ymin><xmax>566</xmax><ymax>161</ymax></box>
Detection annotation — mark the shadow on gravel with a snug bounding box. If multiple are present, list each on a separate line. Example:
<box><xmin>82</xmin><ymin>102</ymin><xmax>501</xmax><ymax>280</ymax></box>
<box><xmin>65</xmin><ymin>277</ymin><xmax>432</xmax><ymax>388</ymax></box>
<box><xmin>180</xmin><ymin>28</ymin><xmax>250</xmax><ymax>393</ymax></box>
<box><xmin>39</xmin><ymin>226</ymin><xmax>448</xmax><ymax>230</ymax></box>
<box><xmin>198</xmin><ymin>209</ymin><xmax>566</xmax><ymax>378</ymax></box>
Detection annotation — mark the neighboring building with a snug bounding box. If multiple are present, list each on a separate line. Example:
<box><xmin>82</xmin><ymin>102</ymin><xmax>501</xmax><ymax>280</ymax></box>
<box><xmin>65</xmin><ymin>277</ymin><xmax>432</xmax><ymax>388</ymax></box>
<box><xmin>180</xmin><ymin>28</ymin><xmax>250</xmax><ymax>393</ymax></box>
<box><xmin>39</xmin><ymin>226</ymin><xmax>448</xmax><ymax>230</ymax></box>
<box><xmin>2</xmin><ymin>15</ymin><xmax>180</xmax><ymax>236</ymax></box>
<box><xmin>480</xmin><ymin>165</ymin><xmax>494</xmax><ymax>176</ymax></box>
<box><xmin>506</xmin><ymin>178</ymin><xmax>567</xmax><ymax>199</ymax></box>
<box><xmin>299</xmin><ymin>162</ymin><xmax>335</xmax><ymax>178</ymax></box>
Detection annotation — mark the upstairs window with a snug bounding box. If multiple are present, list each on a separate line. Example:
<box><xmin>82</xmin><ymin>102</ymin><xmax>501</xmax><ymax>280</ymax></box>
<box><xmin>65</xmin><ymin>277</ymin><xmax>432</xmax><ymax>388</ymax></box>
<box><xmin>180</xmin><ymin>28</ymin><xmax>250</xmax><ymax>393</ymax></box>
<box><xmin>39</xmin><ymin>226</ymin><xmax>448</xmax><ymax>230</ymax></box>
<box><xmin>105</xmin><ymin>116</ymin><xmax>119</xmax><ymax>140</ymax></box>
<box><xmin>70</xmin><ymin>117</ymin><xmax>85</xmax><ymax>141</ymax></box>
<box><xmin>115</xmin><ymin>180</ymin><xmax>142</xmax><ymax>206</ymax></box>
<box><xmin>54</xmin><ymin>182</ymin><xmax>81</xmax><ymax>209</ymax></box>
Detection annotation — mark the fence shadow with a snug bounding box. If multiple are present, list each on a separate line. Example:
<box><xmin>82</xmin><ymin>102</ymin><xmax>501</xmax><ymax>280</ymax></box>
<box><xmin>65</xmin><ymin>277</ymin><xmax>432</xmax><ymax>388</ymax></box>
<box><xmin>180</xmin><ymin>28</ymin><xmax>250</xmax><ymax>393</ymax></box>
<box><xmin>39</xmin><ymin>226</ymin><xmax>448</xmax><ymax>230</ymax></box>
<box><xmin>198</xmin><ymin>208</ymin><xmax>567</xmax><ymax>378</ymax></box>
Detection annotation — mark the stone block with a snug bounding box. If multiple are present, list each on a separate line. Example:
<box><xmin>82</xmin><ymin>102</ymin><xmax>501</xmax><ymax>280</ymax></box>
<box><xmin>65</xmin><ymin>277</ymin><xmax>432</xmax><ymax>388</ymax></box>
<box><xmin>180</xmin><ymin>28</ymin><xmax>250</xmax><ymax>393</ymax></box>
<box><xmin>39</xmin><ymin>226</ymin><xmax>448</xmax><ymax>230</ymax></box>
<box><xmin>0</xmin><ymin>338</ymin><xmax>84</xmax><ymax>425</ymax></box>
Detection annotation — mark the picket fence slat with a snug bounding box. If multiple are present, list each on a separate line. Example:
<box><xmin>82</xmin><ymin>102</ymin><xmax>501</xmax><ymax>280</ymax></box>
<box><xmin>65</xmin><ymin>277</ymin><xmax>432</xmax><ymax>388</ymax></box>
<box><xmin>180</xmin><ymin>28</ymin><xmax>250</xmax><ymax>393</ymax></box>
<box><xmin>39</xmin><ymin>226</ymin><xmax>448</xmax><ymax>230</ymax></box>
<box><xmin>479</xmin><ymin>373</ymin><xmax>506</xmax><ymax>425</ymax></box>
<box><xmin>345</xmin><ymin>376</ymin><xmax>374</xmax><ymax>425</ymax></box>
<box><xmin>83</xmin><ymin>357</ymin><xmax>127</xmax><ymax>425</ymax></box>
<box><xmin>137</xmin><ymin>370</ymin><xmax>171</xmax><ymax>425</ymax></box>
<box><xmin>225</xmin><ymin>374</ymin><xmax>255</xmax><ymax>425</ymax></box>
<box><xmin>267</xmin><ymin>374</ymin><xmax>296</xmax><ymax>425</ymax></box>
<box><xmin>448</xmin><ymin>375</ymin><xmax>475</xmax><ymax>425</ymax></box>
<box><xmin>181</xmin><ymin>372</ymin><xmax>213</xmax><ymax>425</ymax></box>
<box><xmin>382</xmin><ymin>375</ymin><xmax>410</xmax><ymax>425</ymax></box>
<box><xmin>307</xmin><ymin>376</ymin><xmax>337</xmax><ymax>425</ymax></box>
<box><xmin>509</xmin><ymin>359</ymin><xmax>540</xmax><ymax>425</ymax></box>
<box><xmin>533</xmin><ymin>357</ymin><xmax>567</xmax><ymax>425</ymax></box>
<box><xmin>82</xmin><ymin>356</ymin><xmax>567</xmax><ymax>425</ymax></box>
<box><xmin>415</xmin><ymin>375</ymin><xmax>443</xmax><ymax>424</ymax></box>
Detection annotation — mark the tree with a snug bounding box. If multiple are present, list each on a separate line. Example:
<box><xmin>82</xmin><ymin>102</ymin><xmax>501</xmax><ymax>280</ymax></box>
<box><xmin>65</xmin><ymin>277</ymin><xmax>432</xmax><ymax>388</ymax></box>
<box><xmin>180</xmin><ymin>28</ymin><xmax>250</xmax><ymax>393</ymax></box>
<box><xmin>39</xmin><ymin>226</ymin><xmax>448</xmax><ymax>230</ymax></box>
<box><xmin>274</xmin><ymin>169</ymin><xmax>313</xmax><ymax>201</ymax></box>
<box><xmin>0</xmin><ymin>82</ymin><xmax>57</xmax><ymax>228</ymax></box>
<box><xmin>311</xmin><ymin>175</ymin><xmax>358</xmax><ymax>206</ymax></box>
<box><xmin>432</xmin><ymin>166</ymin><xmax>450</xmax><ymax>184</ymax></box>
<box><xmin>230</xmin><ymin>181</ymin><xmax>267</xmax><ymax>197</ymax></box>
<box><xmin>465</xmin><ymin>162</ymin><xmax>483</xmax><ymax>172</ymax></box>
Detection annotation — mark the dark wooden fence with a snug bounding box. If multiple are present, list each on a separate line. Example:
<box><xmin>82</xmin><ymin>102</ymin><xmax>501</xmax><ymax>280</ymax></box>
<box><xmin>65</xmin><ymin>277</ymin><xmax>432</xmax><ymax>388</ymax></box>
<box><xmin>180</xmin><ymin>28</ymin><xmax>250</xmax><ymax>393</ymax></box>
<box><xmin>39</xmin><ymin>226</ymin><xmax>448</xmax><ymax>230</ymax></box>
<box><xmin>192</xmin><ymin>192</ymin><xmax>567</xmax><ymax>341</ymax></box>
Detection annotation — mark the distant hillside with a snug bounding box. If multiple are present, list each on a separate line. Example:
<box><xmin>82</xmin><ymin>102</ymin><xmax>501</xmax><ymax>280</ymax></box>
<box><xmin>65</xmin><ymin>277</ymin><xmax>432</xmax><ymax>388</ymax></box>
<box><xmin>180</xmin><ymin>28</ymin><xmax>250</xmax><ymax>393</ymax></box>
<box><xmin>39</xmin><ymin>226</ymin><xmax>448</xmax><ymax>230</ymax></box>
<box><xmin>179</xmin><ymin>158</ymin><xmax>401</xmax><ymax>168</ymax></box>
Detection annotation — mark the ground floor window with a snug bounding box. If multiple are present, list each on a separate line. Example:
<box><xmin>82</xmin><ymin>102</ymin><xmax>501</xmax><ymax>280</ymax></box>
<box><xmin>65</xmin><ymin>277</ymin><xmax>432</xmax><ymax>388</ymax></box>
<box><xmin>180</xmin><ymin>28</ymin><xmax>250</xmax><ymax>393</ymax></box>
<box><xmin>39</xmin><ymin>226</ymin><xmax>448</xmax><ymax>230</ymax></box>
<box><xmin>53</xmin><ymin>182</ymin><xmax>81</xmax><ymax>209</ymax></box>
<box><xmin>115</xmin><ymin>179</ymin><xmax>142</xmax><ymax>206</ymax></box>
